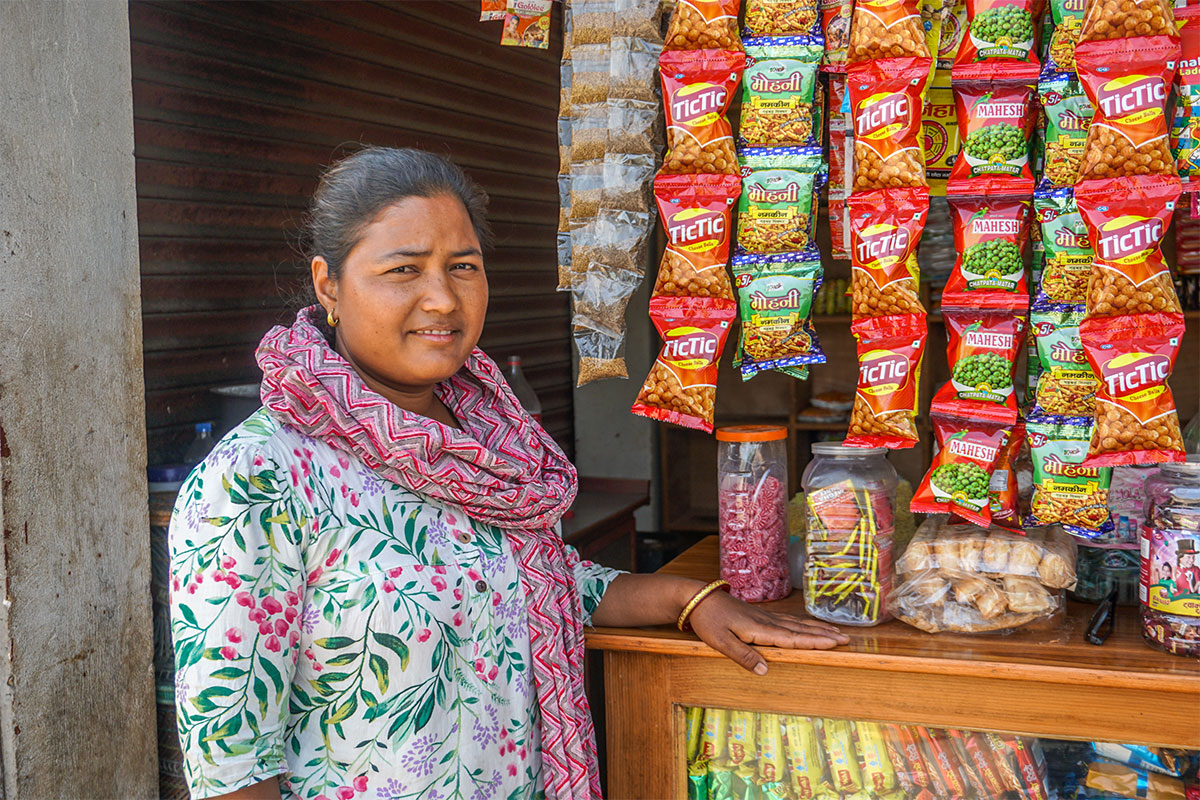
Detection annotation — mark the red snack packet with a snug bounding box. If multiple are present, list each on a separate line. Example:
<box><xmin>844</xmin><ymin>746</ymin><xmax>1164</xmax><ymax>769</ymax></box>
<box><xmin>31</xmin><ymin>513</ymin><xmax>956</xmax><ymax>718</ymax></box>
<box><xmin>961</xmin><ymin>732</ymin><xmax>1010</xmax><ymax>796</ymax></box>
<box><xmin>984</xmin><ymin>733</ymin><xmax>1025</xmax><ymax>792</ymax></box>
<box><xmin>948</xmin><ymin>82</ymin><xmax>1036</xmax><ymax>195</ymax></box>
<box><xmin>847</xmin><ymin>0</ymin><xmax>930</xmax><ymax>64</ymax></box>
<box><xmin>847</xmin><ymin>57</ymin><xmax>932</xmax><ymax>191</ymax></box>
<box><xmin>944</xmin><ymin>194</ymin><xmax>1032</xmax><ymax>307</ymax></box>
<box><xmin>989</xmin><ymin>420</ymin><xmax>1024</xmax><ymax>529</ymax></box>
<box><xmin>946</xmin><ymin>730</ymin><xmax>992</xmax><ymax>798</ymax></box>
<box><xmin>480</xmin><ymin>0</ymin><xmax>506</xmax><ymax>21</ymax></box>
<box><xmin>912</xmin><ymin>409</ymin><xmax>1013</xmax><ymax>527</ymax></box>
<box><xmin>848</xmin><ymin>188</ymin><xmax>929</xmax><ymax>318</ymax></box>
<box><xmin>632</xmin><ymin>296</ymin><xmax>737</xmax><ymax>433</ymax></box>
<box><xmin>846</xmin><ymin>314</ymin><xmax>928</xmax><ymax>450</ymax></box>
<box><xmin>1006</xmin><ymin>736</ymin><xmax>1051</xmax><ymax>800</ymax></box>
<box><xmin>891</xmin><ymin>725</ymin><xmax>941</xmax><ymax>795</ymax></box>
<box><xmin>1079</xmin><ymin>312</ymin><xmax>1186</xmax><ymax>466</ymax></box>
<box><xmin>952</xmin><ymin>0</ymin><xmax>1042</xmax><ymax>81</ymax></box>
<box><xmin>653</xmin><ymin>173</ymin><xmax>741</xmax><ymax>300</ymax></box>
<box><xmin>1075</xmin><ymin>174</ymin><xmax>1183</xmax><ymax>320</ymax></box>
<box><xmin>664</xmin><ymin>0</ymin><xmax>743</xmax><ymax>51</ymax></box>
<box><xmin>659</xmin><ymin>49</ymin><xmax>746</xmax><ymax>176</ymax></box>
<box><xmin>915</xmin><ymin>727</ymin><xmax>969</xmax><ymax>798</ymax></box>
<box><xmin>1075</xmin><ymin>37</ymin><xmax>1182</xmax><ymax>184</ymax></box>
<box><xmin>932</xmin><ymin>306</ymin><xmax>1028</xmax><ymax>422</ymax></box>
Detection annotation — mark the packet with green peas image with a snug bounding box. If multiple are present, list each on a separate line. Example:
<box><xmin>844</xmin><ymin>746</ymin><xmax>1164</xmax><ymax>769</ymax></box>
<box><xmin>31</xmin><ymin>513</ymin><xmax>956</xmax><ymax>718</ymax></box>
<box><xmin>944</xmin><ymin>195</ymin><xmax>1032</xmax><ymax>307</ymax></box>
<box><xmin>911</xmin><ymin>408</ymin><xmax>1013</xmax><ymax>527</ymax></box>
<box><xmin>948</xmin><ymin>81</ymin><xmax>1036</xmax><ymax>195</ymax></box>
<box><xmin>933</xmin><ymin>305</ymin><xmax>1027</xmax><ymax>422</ymax></box>
<box><xmin>951</xmin><ymin>0</ymin><xmax>1041</xmax><ymax>81</ymax></box>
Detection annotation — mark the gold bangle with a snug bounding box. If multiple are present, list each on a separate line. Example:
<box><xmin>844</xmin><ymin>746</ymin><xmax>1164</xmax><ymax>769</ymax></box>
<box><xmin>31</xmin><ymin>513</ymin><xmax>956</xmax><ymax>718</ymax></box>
<box><xmin>676</xmin><ymin>579</ymin><xmax>730</xmax><ymax>632</ymax></box>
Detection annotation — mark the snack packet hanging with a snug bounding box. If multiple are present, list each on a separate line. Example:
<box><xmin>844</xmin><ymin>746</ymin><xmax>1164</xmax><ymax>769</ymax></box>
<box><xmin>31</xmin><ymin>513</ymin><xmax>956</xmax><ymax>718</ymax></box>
<box><xmin>653</xmin><ymin>173</ymin><xmax>742</xmax><ymax>300</ymax></box>
<box><xmin>847</xmin><ymin>187</ymin><xmax>929</xmax><ymax>318</ymax></box>
<box><xmin>1045</xmin><ymin>0</ymin><xmax>1084</xmax><ymax>71</ymax></box>
<box><xmin>1030</xmin><ymin>306</ymin><xmax>1100</xmax><ymax>419</ymax></box>
<box><xmin>990</xmin><ymin>420</ymin><xmax>1023</xmax><ymax>528</ymax></box>
<box><xmin>731</xmin><ymin>252</ymin><xmax>826</xmax><ymax>379</ymax></box>
<box><xmin>951</xmin><ymin>0</ymin><xmax>1041</xmax><ymax>80</ymax></box>
<box><xmin>1077</xmin><ymin>0</ymin><xmax>1178</xmax><ymax>45</ymax></box>
<box><xmin>923</xmin><ymin>70</ymin><xmax>961</xmax><ymax>185</ymax></box>
<box><xmin>1074</xmin><ymin>174</ymin><xmax>1182</xmax><ymax>320</ymax></box>
<box><xmin>664</xmin><ymin>0</ymin><xmax>743</xmax><ymax>50</ymax></box>
<box><xmin>1034</xmin><ymin>186</ymin><xmax>1092</xmax><ymax>306</ymax></box>
<box><xmin>739</xmin><ymin>37</ymin><xmax>824</xmax><ymax>148</ymax></box>
<box><xmin>745</xmin><ymin>0</ymin><xmax>823</xmax><ymax>36</ymax></box>
<box><xmin>1172</xmin><ymin>6</ymin><xmax>1200</xmax><ymax>191</ymax></box>
<box><xmin>1075</xmin><ymin>38</ymin><xmax>1181</xmax><ymax>184</ymax></box>
<box><xmin>948</xmin><ymin>81</ymin><xmax>1036</xmax><ymax>195</ymax></box>
<box><xmin>944</xmin><ymin>195</ymin><xmax>1032</xmax><ymax>306</ymax></box>
<box><xmin>737</xmin><ymin>146</ymin><xmax>826</xmax><ymax>254</ymax></box>
<box><xmin>913</xmin><ymin>409</ymin><xmax>1013</xmax><ymax>527</ymax></box>
<box><xmin>939</xmin><ymin>0</ymin><xmax>969</xmax><ymax>69</ymax></box>
<box><xmin>846</xmin><ymin>313</ymin><xmax>928</xmax><ymax>449</ymax></box>
<box><xmin>847</xmin><ymin>0</ymin><xmax>930</xmax><ymax>63</ymax></box>
<box><xmin>573</xmin><ymin>324</ymin><xmax>630</xmax><ymax>387</ymax></box>
<box><xmin>632</xmin><ymin>296</ymin><xmax>737</xmax><ymax>433</ymax></box>
<box><xmin>659</xmin><ymin>49</ymin><xmax>746</xmax><ymax>176</ymax></box>
<box><xmin>1039</xmin><ymin>72</ymin><xmax>1092</xmax><ymax>187</ymax></box>
<box><xmin>500</xmin><ymin>0</ymin><xmax>553</xmax><ymax>48</ymax></box>
<box><xmin>1026</xmin><ymin>415</ymin><xmax>1114</xmax><ymax>535</ymax></box>
<box><xmin>847</xmin><ymin>57</ymin><xmax>931</xmax><ymax>191</ymax></box>
<box><xmin>821</xmin><ymin>0</ymin><xmax>854</xmax><ymax>71</ymax></box>
<box><xmin>1079</xmin><ymin>311</ymin><xmax>1186</xmax><ymax>466</ymax></box>
<box><xmin>932</xmin><ymin>306</ymin><xmax>1028</xmax><ymax>421</ymax></box>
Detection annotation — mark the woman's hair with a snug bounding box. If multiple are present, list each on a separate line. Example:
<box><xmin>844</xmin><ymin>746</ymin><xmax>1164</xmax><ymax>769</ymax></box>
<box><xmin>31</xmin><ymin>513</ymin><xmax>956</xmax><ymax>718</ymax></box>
<box><xmin>307</xmin><ymin>146</ymin><xmax>493</xmax><ymax>280</ymax></box>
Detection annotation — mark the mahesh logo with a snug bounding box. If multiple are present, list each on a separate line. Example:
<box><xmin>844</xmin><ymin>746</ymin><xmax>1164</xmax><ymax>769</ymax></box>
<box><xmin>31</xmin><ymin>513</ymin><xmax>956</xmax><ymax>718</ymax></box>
<box><xmin>1102</xmin><ymin>352</ymin><xmax>1170</xmax><ymax>398</ymax></box>
<box><xmin>947</xmin><ymin>435</ymin><xmax>999</xmax><ymax>464</ymax></box>
<box><xmin>856</xmin><ymin>91</ymin><xmax>910</xmax><ymax>139</ymax></box>
<box><xmin>672</xmin><ymin>82</ymin><xmax>727</xmax><ymax>126</ymax></box>
<box><xmin>663</xmin><ymin>326</ymin><xmax>719</xmax><ymax>368</ymax></box>
<box><xmin>1096</xmin><ymin>75</ymin><xmax>1166</xmax><ymax>123</ymax></box>
<box><xmin>668</xmin><ymin>208</ymin><xmax>725</xmax><ymax>251</ymax></box>
<box><xmin>854</xmin><ymin>223</ymin><xmax>910</xmax><ymax>267</ymax></box>
<box><xmin>1096</xmin><ymin>214</ymin><xmax>1163</xmax><ymax>263</ymax></box>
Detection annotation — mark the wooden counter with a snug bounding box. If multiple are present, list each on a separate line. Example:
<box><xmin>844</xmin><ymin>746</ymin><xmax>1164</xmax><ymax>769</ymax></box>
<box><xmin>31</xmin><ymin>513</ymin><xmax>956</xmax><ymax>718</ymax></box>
<box><xmin>585</xmin><ymin>536</ymin><xmax>1200</xmax><ymax>799</ymax></box>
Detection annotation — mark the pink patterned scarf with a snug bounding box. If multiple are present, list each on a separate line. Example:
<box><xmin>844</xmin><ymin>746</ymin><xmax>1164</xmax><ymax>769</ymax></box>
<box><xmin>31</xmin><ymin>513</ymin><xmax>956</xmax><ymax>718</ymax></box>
<box><xmin>256</xmin><ymin>305</ymin><xmax>600</xmax><ymax>800</ymax></box>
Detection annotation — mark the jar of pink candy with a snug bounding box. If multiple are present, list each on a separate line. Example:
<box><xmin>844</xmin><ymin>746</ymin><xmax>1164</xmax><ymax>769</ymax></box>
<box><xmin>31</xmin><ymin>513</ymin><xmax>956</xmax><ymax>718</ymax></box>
<box><xmin>716</xmin><ymin>425</ymin><xmax>791</xmax><ymax>603</ymax></box>
<box><xmin>802</xmin><ymin>443</ymin><xmax>898</xmax><ymax>626</ymax></box>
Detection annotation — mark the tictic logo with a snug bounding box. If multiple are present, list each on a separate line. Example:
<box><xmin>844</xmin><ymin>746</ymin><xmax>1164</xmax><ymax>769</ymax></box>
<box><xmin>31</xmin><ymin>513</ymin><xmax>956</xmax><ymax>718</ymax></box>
<box><xmin>672</xmin><ymin>82</ymin><xmax>727</xmax><ymax>127</ymax></box>
<box><xmin>1096</xmin><ymin>75</ymin><xmax>1166</xmax><ymax>124</ymax></box>
<box><xmin>668</xmin><ymin>207</ymin><xmax>725</xmax><ymax>252</ymax></box>
<box><xmin>1102</xmin><ymin>352</ymin><xmax>1170</xmax><ymax>399</ymax></box>
<box><xmin>1095</xmin><ymin>214</ymin><xmax>1163</xmax><ymax>263</ymax></box>
<box><xmin>947</xmin><ymin>435</ymin><xmax>999</xmax><ymax>464</ymax></box>
<box><xmin>856</xmin><ymin>91</ymin><xmax>910</xmax><ymax>140</ymax></box>
<box><xmin>859</xmin><ymin>348</ymin><xmax>910</xmax><ymax>394</ymax></box>
<box><xmin>854</xmin><ymin>222</ymin><xmax>910</xmax><ymax>268</ymax></box>
<box><xmin>662</xmin><ymin>326</ymin><xmax>719</xmax><ymax>369</ymax></box>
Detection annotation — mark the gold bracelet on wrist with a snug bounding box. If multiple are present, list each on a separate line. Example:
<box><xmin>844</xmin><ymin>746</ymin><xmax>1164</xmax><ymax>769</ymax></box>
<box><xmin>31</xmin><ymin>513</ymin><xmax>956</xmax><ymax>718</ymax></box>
<box><xmin>676</xmin><ymin>579</ymin><xmax>730</xmax><ymax>632</ymax></box>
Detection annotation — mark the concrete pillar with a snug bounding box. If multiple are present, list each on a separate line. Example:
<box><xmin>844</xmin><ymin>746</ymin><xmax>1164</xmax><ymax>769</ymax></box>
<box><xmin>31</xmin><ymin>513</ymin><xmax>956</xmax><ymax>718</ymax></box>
<box><xmin>0</xmin><ymin>2</ymin><xmax>157</xmax><ymax>797</ymax></box>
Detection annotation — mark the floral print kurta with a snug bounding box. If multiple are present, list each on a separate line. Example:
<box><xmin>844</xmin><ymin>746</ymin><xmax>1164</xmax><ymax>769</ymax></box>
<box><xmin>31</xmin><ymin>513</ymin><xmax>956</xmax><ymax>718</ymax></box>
<box><xmin>170</xmin><ymin>410</ymin><xmax>622</xmax><ymax>800</ymax></box>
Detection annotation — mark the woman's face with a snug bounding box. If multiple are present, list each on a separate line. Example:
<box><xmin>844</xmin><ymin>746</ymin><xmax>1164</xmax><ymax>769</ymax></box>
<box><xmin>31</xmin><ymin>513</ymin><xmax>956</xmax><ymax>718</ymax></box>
<box><xmin>313</xmin><ymin>194</ymin><xmax>488</xmax><ymax>394</ymax></box>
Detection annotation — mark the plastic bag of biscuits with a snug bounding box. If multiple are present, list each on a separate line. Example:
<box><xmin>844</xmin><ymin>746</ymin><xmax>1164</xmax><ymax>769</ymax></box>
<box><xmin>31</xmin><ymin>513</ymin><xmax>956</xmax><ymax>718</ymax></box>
<box><xmin>892</xmin><ymin>515</ymin><xmax>1077</xmax><ymax>634</ymax></box>
<box><xmin>659</xmin><ymin>49</ymin><xmax>745</xmax><ymax>175</ymax></box>
<box><xmin>631</xmin><ymin>296</ymin><xmax>737</xmax><ymax>433</ymax></box>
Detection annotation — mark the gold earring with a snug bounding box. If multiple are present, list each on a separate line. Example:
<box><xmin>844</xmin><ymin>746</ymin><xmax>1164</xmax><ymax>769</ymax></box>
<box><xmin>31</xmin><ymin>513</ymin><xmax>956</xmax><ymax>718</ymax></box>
<box><xmin>327</xmin><ymin>309</ymin><xmax>339</xmax><ymax>328</ymax></box>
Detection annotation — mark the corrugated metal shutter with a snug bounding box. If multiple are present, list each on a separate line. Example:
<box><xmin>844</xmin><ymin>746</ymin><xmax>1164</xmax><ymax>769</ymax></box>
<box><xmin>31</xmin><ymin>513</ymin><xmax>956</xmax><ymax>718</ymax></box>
<box><xmin>131</xmin><ymin>0</ymin><xmax>572</xmax><ymax>462</ymax></box>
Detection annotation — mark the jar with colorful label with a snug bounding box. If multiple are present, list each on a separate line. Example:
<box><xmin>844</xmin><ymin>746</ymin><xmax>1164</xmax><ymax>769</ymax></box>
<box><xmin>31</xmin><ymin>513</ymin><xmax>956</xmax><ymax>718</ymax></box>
<box><xmin>717</xmin><ymin>425</ymin><xmax>791</xmax><ymax>603</ymax></box>
<box><xmin>1140</xmin><ymin>457</ymin><xmax>1200</xmax><ymax>657</ymax></box>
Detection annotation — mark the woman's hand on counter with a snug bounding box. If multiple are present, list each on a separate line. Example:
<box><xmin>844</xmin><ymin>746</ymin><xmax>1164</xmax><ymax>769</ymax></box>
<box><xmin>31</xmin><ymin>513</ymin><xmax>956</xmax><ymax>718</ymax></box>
<box><xmin>688</xmin><ymin>590</ymin><xmax>849</xmax><ymax>675</ymax></box>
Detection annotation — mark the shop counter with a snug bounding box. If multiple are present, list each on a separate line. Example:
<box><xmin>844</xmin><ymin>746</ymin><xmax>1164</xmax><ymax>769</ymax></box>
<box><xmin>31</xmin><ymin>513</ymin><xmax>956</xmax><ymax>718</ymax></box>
<box><xmin>586</xmin><ymin>537</ymin><xmax>1200</xmax><ymax>799</ymax></box>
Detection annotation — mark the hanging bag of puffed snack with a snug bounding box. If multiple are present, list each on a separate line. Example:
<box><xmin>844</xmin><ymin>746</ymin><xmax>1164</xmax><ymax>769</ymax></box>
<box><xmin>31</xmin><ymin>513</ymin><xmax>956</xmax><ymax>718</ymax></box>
<box><xmin>951</xmin><ymin>0</ymin><xmax>1041</xmax><ymax>81</ymax></box>
<box><xmin>932</xmin><ymin>305</ymin><xmax>1028</xmax><ymax>422</ymax></box>
<box><xmin>653</xmin><ymin>173</ymin><xmax>741</xmax><ymax>300</ymax></box>
<box><xmin>500</xmin><ymin>0</ymin><xmax>554</xmax><ymax>48</ymax></box>
<box><xmin>739</xmin><ymin>37</ymin><xmax>824</xmax><ymax>148</ymax></box>
<box><xmin>737</xmin><ymin>146</ymin><xmax>827</xmax><ymax>254</ymax></box>
<box><xmin>943</xmin><ymin>195</ymin><xmax>1032</xmax><ymax>307</ymax></box>
<box><xmin>1025</xmin><ymin>415</ymin><xmax>1115</xmax><ymax>536</ymax></box>
<box><xmin>846</xmin><ymin>57</ymin><xmax>931</xmax><ymax>192</ymax></box>
<box><xmin>912</xmin><ymin>408</ymin><xmax>1014</xmax><ymax>526</ymax></box>
<box><xmin>1171</xmin><ymin>6</ymin><xmax>1199</xmax><ymax>193</ymax></box>
<box><xmin>1074</xmin><ymin>37</ymin><xmax>1181</xmax><ymax>184</ymax></box>
<box><xmin>989</xmin><ymin>420</ymin><xmax>1023</xmax><ymax>529</ymax></box>
<box><xmin>731</xmin><ymin>252</ymin><xmax>826</xmax><ymax>379</ymax></box>
<box><xmin>1029</xmin><ymin>306</ymin><xmax>1101</xmax><ymax>421</ymax></box>
<box><xmin>846</xmin><ymin>313</ymin><xmax>928</xmax><ymax>449</ymax></box>
<box><xmin>1033</xmin><ymin>186</ymin><xmax>1092</xmax><ymax>306</ymax></box>
<box><xmin>1039</xmin><ymin>72</ymin><xmax>1093</xmax><ymax>188</ymax></box>
<box><xmin>632</xmin><ymin>296</ymin><xmax>737</xmax><ymax>433</ymax></box>
<box><xmin>1079</xmin><ymin>312</ymin><xmax>1186</xmax><ymax>466</ymax></box>
<box><xmin>663</xmin><ymin>0</ymin><xmax>743</xmax><ymax>50</ymax></box>
<box><xmin>948</xmin><ymin>81</ymin><xmax>1036</xmax><ymax>195</ymax></box>
<box><xmin>659</xmin><ymin>49</ymin><xmax>746</xmax><ymax>176</ymax></box>
<box><xmin>1046</xmin><ymin>0</ymin><xmax>1085</xmax><ymax>71</ymax></box>
<box><xmin>745</xmin><ymin>0</ymin><xmax>823</xmax><ymax>36</ymax></box>
<box><xmin>1077</xmin><ymin>0</ymin><xmax>1177</xmax><ymax>45</ymax></box>
<box><xmin>1075</xmin><ymin>174</ymin><xmax>1183</xmax><ymax>320</ymax></box>
<box><xmin>847</xmin><ymin>187</ymin><xmax>929</xmax><ymax>318</ymax></box>
<box><xmin>847</xmin><ymin>0</ymin><xmax>930</xmax><ymax>63</ymax></box>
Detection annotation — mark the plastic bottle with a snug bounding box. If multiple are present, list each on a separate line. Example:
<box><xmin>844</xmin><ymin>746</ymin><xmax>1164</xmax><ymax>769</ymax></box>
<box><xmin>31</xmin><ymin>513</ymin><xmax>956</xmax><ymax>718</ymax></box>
<box><xmin>1140</xmin><ymin>456</ymin><xmax>1200</xmax><ymax>657</ymax></box>
<box><xmin>184</xmin><ymin>422</ymin><xmax>215</xmax><ymax>466</ymax></box>
<box><xmin>503</xmin><ymin>356</ymin><xmax>542</xmax><ymax>422</ymax></box>
<box><xmin>716</xmin><ymin>425</ymin><xmax>790</xmax><ymax>603</ymax></box>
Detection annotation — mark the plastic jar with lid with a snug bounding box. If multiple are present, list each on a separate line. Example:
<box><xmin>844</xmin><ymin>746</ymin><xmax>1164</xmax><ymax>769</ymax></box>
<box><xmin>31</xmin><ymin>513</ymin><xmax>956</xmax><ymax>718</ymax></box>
<box><xmin>717</xmin><ymin>425</ymin><xmax>791</xmax><ymax>603</ymax></box>
<box><xmin>1140</xmin><ymin>456</ymin><xmax>1200</xmax><ymax>657</ymax></box>
<box><xmin>801</xmin><ymin>442</ymin><xmax>898</xmax><ymax>626</ymax></box>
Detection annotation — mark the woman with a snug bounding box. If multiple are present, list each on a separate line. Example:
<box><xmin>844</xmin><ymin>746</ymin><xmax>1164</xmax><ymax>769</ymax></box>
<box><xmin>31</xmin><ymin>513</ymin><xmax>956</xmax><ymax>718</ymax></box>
<box><xmin>170</xmin><ymin>147</ymin><xmax>848</xmax><ymax>800</ymax></box>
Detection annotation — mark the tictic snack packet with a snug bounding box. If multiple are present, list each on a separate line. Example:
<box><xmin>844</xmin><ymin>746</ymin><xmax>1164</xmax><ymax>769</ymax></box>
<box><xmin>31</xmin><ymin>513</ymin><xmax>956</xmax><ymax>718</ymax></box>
<box><xmin>847</xmin><ymin>57</ymin><xmax>932</xmax><ymax>191</ymax></box>
<box><xmin>659</xmin><ymin>49</ymin><xmax>746</xmax><ymax>176</ymax></box>
<box><xmin>846</xmin><ymin>314</ymin><xmax>928</xmax><ymax>449</ymax></box>
<box><xmin>847</xmin><ymin>187</ymin><xmax>929</xmax><ymax>318</ymax></box>
<box><xmin>653</xmin><ymin>173</ymin><xmax>742</xmax><ymax>301</ymax></box>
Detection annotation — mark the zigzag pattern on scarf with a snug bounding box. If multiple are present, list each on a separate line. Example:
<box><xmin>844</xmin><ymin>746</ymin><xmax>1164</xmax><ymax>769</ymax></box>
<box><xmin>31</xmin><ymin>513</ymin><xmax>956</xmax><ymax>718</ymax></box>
<box><xmin>256</xmin><ymin>306</ymin><xmax>598</xmax><ymax>800</ymax></box>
